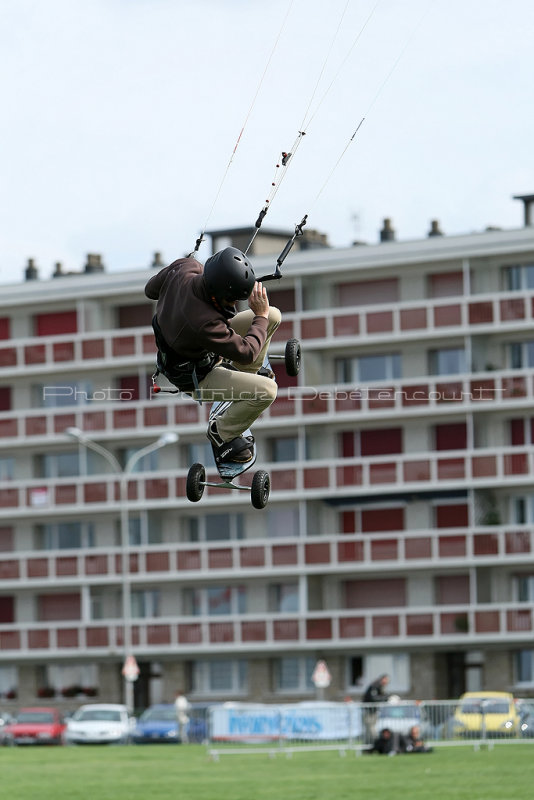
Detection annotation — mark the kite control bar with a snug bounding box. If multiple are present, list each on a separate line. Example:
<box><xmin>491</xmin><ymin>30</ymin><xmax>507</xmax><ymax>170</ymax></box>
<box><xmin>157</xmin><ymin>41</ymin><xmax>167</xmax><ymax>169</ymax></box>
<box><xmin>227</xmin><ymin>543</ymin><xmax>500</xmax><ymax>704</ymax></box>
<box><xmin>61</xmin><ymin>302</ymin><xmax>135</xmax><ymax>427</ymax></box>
<box><xmin>259</xmin><ymin>214</ymin><xmax>308</xmax><ymax>282</ymax></box>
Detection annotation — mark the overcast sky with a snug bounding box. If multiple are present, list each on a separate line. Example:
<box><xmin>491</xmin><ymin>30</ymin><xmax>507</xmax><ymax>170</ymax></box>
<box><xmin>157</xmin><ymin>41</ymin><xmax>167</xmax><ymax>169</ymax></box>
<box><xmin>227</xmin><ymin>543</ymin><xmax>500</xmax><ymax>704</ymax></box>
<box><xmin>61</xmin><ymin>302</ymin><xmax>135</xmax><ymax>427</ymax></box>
<box><xmin>1</xmin><ymin>0</ymin><xmax>533</xmax><ymax>284</ymax></box>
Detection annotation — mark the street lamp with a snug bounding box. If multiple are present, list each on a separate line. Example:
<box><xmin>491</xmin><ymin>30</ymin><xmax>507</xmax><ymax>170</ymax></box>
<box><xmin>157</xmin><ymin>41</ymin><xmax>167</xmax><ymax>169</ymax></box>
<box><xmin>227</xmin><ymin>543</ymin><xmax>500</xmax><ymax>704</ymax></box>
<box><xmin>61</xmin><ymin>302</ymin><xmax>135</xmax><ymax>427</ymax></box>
<box><xmin>65</xmin><ymin>427</ymin><xmax>178</xmax><ymax>712</ymax></box>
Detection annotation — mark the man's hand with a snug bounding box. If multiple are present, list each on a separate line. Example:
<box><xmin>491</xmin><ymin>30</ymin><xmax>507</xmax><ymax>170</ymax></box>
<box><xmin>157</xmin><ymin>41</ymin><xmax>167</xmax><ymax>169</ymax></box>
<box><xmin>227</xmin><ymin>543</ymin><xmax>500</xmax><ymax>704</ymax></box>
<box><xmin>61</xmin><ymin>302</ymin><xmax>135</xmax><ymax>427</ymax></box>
<box><xmin>248</xmin><ymin>281</ymin><xmax>270</xmax><ymax>318</ymax></box>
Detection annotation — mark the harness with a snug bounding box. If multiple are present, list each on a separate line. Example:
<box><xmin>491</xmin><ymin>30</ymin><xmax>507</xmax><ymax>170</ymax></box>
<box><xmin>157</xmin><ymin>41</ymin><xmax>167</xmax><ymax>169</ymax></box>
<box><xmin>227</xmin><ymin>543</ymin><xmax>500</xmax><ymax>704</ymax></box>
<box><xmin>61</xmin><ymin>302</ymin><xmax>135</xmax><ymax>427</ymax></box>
<box><xmin>151</xmin><ymin>315</ymin><xmax>218</xmax><ymax>403</ymax></box>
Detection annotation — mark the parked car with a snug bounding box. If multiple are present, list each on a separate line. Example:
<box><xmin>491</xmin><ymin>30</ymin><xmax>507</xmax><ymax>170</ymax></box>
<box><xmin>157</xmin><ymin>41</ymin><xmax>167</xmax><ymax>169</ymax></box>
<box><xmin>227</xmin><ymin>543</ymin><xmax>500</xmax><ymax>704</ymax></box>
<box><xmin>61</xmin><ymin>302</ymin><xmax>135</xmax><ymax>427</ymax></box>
<box><xmin>65</xmin><ymin>703</ymin><xmax>134</xmax><ymax>745</ymax></box>
<box><xmin>450</xmin><ymin>691</ymin><xmax>520</xmax><ymax>738</ymax></box>
<box><xmin>2</xmin><ymin>707</ymin><xmax>66</xmax><ymax>746</ymax></box>
<box><xmin>375</xmin><ymin>701</ymin><xmax>427</xmax><ymax>737</ymax></box>
<box><xmin>518</xmin><ymin>699</ymin><xmax>534</xmax><ymax>737</ymax></box>
<box><xmin>188</xmin><ymin>702</ymin><xmax>209</xmax><ymax>743</ymax></box>
<box><xmin>0</xmin><ymin>710</ymin><xmax>14</xmax><ymax>742</ymax></box>
<box><xmin>132</xmin><ymin>704</ymin><xmax>179</xmax><ymax>744</ymax></box>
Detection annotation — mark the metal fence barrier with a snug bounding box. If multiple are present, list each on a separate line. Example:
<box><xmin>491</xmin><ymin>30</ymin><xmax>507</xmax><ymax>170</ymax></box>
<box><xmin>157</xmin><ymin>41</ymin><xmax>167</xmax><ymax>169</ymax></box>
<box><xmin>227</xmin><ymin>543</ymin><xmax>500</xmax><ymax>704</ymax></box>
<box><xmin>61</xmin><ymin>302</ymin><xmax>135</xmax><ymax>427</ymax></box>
<box><xmin>206</xmin><ymin>698</ymin><xmax>534</xmax><ymax>758</ymax></box>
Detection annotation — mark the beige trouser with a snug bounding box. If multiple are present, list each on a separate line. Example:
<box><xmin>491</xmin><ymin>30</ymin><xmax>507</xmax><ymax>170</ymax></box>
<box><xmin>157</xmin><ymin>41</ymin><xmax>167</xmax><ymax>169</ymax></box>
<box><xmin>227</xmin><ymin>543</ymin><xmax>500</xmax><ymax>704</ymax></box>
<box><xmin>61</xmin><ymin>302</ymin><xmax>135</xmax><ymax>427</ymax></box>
<box><xmin>198</xmin><ymin>307</ymin><xmax>281</xmax><ymax>440</ymax></box>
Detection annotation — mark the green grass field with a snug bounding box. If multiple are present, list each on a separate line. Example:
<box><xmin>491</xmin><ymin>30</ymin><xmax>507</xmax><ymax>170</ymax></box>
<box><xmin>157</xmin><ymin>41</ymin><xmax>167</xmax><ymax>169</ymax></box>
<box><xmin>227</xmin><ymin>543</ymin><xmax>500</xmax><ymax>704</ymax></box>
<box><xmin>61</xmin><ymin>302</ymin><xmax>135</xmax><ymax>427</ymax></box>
<box><xmin>2</xmin><ymin>743</ymin><xmax>533</xmax><ymax>800</ymax></box>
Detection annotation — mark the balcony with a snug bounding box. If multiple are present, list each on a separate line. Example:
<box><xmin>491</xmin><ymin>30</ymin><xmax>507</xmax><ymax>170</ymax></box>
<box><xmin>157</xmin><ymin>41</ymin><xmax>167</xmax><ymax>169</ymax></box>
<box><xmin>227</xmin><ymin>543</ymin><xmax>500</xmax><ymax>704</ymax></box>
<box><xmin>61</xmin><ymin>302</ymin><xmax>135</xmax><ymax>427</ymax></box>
<box><xmin>2</xmin><ymin>444</ymin><xmax>534</xmax><ymax>516</ymax></box>
<box><xmin>0</xmin><ymin>328</ymin><xmax>156</xmax><ymax>375</ymax></box>
<box><xmin>1</xmin><ymin>602</ymin><xmax>533</xmax><ymax>658</ymax></box>
<box><xmin>272</xmin><ymin>288</ymin><xmax>534</xmax><ymax>347</ymax></box>
<box><xmin>1</xmin><ymin>287</ymin><xmax>534</xmax><ymax>381</ymax></box>
<box><xmin>0</xmin><ymin>526</ymin><xmax>532</xmax><ymax>589</ymax></box>
<box><xmin>1</xmin><ymin>366</ymin><xmax>533</xmax><ymax>446</ymax></box>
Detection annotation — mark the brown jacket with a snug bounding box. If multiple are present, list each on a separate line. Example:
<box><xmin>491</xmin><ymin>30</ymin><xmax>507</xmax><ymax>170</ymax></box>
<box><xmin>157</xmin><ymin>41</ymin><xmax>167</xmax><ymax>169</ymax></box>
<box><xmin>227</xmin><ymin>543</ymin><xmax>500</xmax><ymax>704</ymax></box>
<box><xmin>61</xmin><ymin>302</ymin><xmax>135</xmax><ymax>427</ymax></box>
<box><xmin>144</xmin><ymin>258</ymin><xmax>268</xmax><ymax>364</ymax></box>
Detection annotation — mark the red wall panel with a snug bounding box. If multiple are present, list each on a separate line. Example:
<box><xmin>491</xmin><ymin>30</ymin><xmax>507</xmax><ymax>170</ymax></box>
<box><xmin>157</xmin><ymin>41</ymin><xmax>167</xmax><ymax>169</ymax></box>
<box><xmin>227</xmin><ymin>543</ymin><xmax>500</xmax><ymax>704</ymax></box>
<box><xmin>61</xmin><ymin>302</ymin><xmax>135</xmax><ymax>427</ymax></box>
<box><xmin>435</xmin><ymin>503</ymin><xmax>469</xmax><ymax>528</ymax></box>
<box><xmin>361</xmin><ymin>428</ymin><xmax>402</xmax><ymax>456</ymax></box>
<box><xmin>35</xmin><ymin>311</ymin><xmax>77</xmax><ymax>336</ymax></box>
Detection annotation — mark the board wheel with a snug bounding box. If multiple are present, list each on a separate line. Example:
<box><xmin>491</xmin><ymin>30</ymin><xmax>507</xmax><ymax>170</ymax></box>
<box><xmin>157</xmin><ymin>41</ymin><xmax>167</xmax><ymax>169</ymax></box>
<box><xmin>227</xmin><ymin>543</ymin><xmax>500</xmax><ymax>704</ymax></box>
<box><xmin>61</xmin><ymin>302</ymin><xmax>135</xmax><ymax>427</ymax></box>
<box><xmin>285</xmin><ymin>338</ymin><xmax>301</xmax><ymax>377</ymax></box>
<box><xmin>251</xmin><ymin>470</ymin><xmax>270</xmax><ymax>509</ymax></box>
<box><xmin>186</xmin><ymin>463</ymin><xmax>206</xmax><ymax>502</ymax></box>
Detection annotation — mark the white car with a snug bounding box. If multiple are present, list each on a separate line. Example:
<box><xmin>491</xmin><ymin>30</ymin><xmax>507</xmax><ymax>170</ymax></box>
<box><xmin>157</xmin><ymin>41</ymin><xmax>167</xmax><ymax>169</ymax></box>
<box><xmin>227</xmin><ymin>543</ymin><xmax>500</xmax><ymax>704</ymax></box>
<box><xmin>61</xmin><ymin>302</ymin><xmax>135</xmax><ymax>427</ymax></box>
<box><xmin>65</xmin><ymin>704</ymin><xmax>134</xmax><ymax>745</ymax></box>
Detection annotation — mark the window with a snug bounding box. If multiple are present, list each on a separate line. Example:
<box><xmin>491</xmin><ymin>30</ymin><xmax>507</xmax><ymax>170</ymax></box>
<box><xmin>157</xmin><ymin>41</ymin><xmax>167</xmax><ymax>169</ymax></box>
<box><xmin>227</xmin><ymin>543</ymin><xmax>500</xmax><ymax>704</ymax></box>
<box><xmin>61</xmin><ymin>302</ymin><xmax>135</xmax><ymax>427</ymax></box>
<box><xmin>39</xmin><ymin>381</ymin><xmax>93</xmax><ymax>408</ymax></box>
<box><xmin>336</xmin><ymin>353</ymin><xmax>401</xmax><ymax>383</ymax></box>
<box><xmin>0</xmin><ymin>665</ymin><xmax>17</xmax><ymax>699</ymax></box>
<box><xmin>184</xmin><ymin>513</ymin><xmax>244</xmax><ymax>542</ymax></box>
<box><xmin>516</xmin><ymin>576</ymin><xmax>534</xmax><ymax>602</ymax></box>
<box><xmin>185</xmin><ymin>586</ymin><xmax>247</xmax><ymax>616</ymax></box>
<box><xmin>131</xmin><ymin>590</ymin><xmax>161</xmax><ymax>618</ymax></box>
<box><xmin>269</xmin><ymin>436</ymin><xmax>298</xmax><ymax>462</ymax></box>
<box><xmin>359</xmin><ymin>654</ymin><xmax>410</xmax><ymax>693</ymax></box>
<box><xmin>0</xmin><ymin>457</ymin><xmax>14</xmax><ymax>480</ymax></box>
<box><xmin>192</xmin><ymin>659</ymin><xmax>247</xmax><ymax>694</ymax></box>
<box><xmin>90</xmin><ymin>589</ymin><xmax>121</xmax><ymax>620</ymax></box>
<box><xmin>510</xmin><ymin>341</ymin><xmax>534</xmax><ymax>369</ymax></box>
<box><xmin>267</xmin><ymin>508</ymin><xmax>300</xmax><ymax>537</ymax></box>
<box><xmin>429</xmin><ymin>347</ymin><xmax>466</xmax><ymax>376</ymax></box>
<box><xmin>45</xmin><ymin>663</ymin><xmax>98</xmax><ymax>695</ymax></box>
<box><xmin>122</xmin><ymin>448</ymin><xmax>159</xmax><ymax>472</ymax></box>
<box><xmin>275</xmin><ymin>656</ymin><xmax>316</xmax><ymax>692</ymax></box>
<box><xmin>269</xmin><ymin>583</ymin><xmax>299</xmax><ymax>612</ymax></box>
<box><xmin>36</xmin><ymin>521</ymin><xmax>95</xmax><ymax>550</ymax></box>
<box><xmin>504</xmin><ymin>265</ymin><xmax>534</xmax><ymax>292</ymax></box>
<box><xmin>187</xmin><ymin>442</ymin><xmax>215</xmax><ymax>468</ymax></box>
<box><xmin>125</xmin><ymin>513</ymin><xmax>162</xmax><ymax>546</ymax></box>
<box><xmin>40</xmin><ymin>451</ymin><xmax>81</xmax><ymax>479</ymax></box>
<box><xmin>516</xmin><ymin>650</ymin><xmax>534</xmax><ymax>684</ymax></box>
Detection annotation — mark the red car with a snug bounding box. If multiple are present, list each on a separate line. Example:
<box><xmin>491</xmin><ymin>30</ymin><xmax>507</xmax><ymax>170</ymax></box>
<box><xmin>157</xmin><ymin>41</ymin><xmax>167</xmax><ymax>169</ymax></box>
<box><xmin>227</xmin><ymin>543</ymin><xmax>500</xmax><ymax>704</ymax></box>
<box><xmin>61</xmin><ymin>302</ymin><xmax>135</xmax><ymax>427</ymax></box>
<box><xmin>3</xmin><ymin>707</ymin><xmax>66</xmax><ymax>746</ymax></box>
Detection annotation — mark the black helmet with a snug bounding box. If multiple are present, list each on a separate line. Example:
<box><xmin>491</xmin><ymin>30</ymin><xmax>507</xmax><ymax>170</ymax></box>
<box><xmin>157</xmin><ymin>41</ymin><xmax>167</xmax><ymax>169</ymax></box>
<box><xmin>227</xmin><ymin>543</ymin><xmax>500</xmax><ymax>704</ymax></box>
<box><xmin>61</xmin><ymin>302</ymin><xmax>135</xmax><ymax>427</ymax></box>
<box><xmin>203</xmin><ymin>247</ymin><xmax>255</xmax><ymax>305</ymax></box>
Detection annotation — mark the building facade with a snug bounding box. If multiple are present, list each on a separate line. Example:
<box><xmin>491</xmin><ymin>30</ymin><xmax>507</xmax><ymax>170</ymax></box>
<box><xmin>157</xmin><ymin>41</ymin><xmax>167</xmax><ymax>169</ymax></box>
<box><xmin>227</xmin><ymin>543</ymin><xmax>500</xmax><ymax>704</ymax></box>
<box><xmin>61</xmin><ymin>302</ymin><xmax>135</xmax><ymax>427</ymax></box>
<box><xmin>2</xmin><ymin>219</ymin><xmax>534</xmax><ymax>710</ymax></box>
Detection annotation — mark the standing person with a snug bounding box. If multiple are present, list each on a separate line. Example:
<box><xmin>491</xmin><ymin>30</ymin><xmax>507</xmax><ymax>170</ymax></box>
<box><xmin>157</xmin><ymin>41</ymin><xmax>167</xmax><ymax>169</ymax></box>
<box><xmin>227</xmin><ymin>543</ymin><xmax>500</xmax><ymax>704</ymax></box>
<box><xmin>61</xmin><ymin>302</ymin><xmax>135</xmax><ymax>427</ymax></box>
<box><xmin>174</xmin><ymin>690</ymin><xmax>191</xmax><ymax>744</ymax></box>
<box><xmin>362</xmin><ymin>673</ymin><xmax>390</xmax><ymax>743</ymax></box>
<box><xmin>145</xmin><ymin>247</ymin><xmax>281</xmax><ymax>465</ymax></box>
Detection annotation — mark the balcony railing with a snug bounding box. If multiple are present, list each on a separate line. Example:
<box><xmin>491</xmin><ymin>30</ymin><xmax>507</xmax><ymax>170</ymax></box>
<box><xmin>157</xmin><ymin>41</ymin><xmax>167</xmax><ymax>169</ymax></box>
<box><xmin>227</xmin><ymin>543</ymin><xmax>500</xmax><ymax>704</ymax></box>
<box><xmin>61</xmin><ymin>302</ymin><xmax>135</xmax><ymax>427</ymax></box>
<box><xmin>1</xmin><ymin>602</ymin><xmax>533</xmax><ymax>657</ymax></box>
<box><xmin>0</xmin><ymin>526</ymin><xmax>532</xmax><ymax>587</ymax></box>
<box><xmin>1</xmin><ymin>289</ymin><xmax>534</xmax><ymax>378</ymax></box>
<box><xmin>1</xmin><ymin>367</ymin><xmax>533</xmax><ymax>444</ymax></box>
<box><xmin>2</xmin><ymin>445</ymin><xmax>534</xmax><ymax>514</ymax></box>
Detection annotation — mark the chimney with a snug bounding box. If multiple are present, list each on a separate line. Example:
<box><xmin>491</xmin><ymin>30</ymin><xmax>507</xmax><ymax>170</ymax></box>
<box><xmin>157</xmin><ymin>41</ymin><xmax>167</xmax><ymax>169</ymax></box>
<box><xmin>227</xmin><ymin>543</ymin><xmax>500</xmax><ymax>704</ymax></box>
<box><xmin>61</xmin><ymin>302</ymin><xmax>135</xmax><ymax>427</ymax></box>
<box><xmin>84</xmin><ymin>253</ymin><xmax>105</xmax><ymax>274</ymax></box>
<box><xmin>428</xmin><ymin>219</ymin><xmax>443</xmax><ymax>237</ymax></box>
<box><xmin>25</xmin><ymin>258</ymin><xmax>38</xmax><ymax>281</ymax></box>
<box><xmin>152</xmin><ymin>251</ymin><xmax>164</xmax><ymax>268</ymax></box>
<box><xmin>52</xmin><ymin>262</ymin><xmax>64</xmax><ymax>278</ymax></box>
<box><xmin>380</xmin><ymin>218</ymin><xmax>395</xmax><ymax>242</ymax></box>
<box><xmin>513</xmin><ymin>194</ymin><xmax>534</xmax><ymax>227</ymax></box>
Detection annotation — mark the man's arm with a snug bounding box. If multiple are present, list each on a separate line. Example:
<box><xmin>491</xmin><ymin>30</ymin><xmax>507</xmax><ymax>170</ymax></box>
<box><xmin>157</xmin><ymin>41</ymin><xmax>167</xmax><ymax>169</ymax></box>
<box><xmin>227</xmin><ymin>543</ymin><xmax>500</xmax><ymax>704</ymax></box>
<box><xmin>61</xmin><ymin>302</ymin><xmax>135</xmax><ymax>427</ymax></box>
<box><xmin>145</xmin><ymin>264</ymin><xmax>172</xmax><ymax>300</ymax></box>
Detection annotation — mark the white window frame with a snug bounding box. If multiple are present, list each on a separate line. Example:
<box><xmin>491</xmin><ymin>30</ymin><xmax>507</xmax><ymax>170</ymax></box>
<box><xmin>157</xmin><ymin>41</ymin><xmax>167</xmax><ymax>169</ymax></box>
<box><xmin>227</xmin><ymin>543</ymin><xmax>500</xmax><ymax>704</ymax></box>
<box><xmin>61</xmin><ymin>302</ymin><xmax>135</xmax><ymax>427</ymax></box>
<box><xmin>336</xmin><ymin>353</ymin><xmax>401</xmax><ymax>384</ymax></box>
<box><xmin>275</xmin><ymin>656</ymin><xmax>316</xmax><ymax>694</ymax></box>
<box><xmin>191</xmin><ymin>659</ymin><xmax>248</xmax><ymax>695</ymax></box>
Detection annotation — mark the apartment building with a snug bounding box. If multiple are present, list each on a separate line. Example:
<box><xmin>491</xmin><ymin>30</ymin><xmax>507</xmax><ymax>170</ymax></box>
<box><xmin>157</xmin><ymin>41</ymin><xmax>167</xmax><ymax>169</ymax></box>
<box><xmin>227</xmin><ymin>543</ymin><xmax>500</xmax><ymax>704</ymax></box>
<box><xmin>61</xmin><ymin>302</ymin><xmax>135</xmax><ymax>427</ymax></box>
<box><xmin>1</xmin><ymin>207</ymin><xmax>534</xmax><ymax>709</ymax></box>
